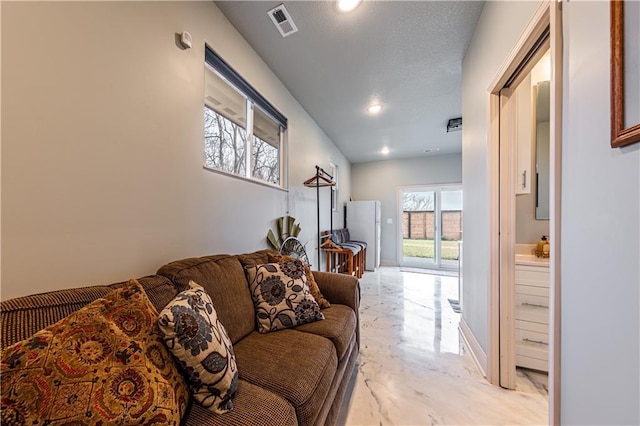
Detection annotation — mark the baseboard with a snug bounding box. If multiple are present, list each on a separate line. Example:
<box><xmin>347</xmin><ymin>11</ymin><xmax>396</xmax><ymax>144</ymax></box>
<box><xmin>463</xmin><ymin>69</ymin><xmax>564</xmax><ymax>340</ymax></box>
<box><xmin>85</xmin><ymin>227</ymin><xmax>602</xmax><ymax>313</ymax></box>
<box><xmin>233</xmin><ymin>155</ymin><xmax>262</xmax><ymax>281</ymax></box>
<box><xmin>459</xmin><ymin>318</ymin><xmax>488</xmax><ymax>379</ymax></box>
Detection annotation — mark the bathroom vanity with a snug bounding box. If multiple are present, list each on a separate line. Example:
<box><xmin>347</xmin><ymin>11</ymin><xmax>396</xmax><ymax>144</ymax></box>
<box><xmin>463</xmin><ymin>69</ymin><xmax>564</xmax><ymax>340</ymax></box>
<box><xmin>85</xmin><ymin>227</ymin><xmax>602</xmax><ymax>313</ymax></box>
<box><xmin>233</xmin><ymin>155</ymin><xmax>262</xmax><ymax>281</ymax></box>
<box><xmin>514</xmin><ymin>254</ymin><xmax>550</xmax><ymax>372</ymax></box>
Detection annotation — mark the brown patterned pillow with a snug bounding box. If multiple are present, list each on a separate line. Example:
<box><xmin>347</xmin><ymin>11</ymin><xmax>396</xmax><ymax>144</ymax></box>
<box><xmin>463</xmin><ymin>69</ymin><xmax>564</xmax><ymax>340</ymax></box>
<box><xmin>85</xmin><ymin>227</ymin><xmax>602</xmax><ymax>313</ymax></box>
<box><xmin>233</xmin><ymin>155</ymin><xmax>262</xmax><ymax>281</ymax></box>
<box><xmin>267</xmin><ymin>254</ymin><xmax>331</xmax><ymax>309</ymax></box>
<box><xmin>0</xmin><ymin>280</ymin><xmax>189</xmax><ymax>425</ymax></box>
<box><xmin>157</xmin><ymin>281</ymin><xmax>238</xmax><ymax>414</ymax></box>
<box><xmin>245</xmin><ymin>260</ymin><xmax>324</xmax><ymax>333</ymax></box>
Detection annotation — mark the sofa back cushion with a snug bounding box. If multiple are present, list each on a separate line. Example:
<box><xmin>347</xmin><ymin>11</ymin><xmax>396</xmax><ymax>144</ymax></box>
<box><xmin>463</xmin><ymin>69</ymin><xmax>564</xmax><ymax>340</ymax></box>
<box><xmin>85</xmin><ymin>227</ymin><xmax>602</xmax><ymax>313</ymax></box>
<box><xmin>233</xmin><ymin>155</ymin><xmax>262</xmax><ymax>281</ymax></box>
<box><xmin>0</xmin><ymin>275</ymin><xmax>178</xmax><ymax>352</ymax></box>
<box><xmin>236</xmin><ymin>249</ymin><xmax>275</xmax><ymax>267</ymax></box>
<box><xmin>157</xmin><ymin>255</ymin><xmax>256</xmax><ymax>344</ymax></box>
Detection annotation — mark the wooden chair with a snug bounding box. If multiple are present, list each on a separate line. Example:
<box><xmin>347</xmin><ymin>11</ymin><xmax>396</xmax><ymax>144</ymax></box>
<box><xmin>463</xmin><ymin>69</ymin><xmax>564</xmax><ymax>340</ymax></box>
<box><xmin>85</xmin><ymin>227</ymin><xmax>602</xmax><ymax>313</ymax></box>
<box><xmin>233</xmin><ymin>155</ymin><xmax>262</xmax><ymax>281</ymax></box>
<box><xmin>320</xmin><ymin>237</ymin><xmax>363</xmax><ymax>278</ymax></box>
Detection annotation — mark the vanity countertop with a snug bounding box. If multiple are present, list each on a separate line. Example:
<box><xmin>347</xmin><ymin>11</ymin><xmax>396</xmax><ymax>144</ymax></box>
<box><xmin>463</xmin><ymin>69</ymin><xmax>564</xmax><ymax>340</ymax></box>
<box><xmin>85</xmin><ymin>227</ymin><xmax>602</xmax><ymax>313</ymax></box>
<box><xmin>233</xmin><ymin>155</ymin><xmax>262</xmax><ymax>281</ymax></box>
<box><xmin>515</xmin><ymin>253</ymin><xmax>550</xmax><ymax>266</ymax></box>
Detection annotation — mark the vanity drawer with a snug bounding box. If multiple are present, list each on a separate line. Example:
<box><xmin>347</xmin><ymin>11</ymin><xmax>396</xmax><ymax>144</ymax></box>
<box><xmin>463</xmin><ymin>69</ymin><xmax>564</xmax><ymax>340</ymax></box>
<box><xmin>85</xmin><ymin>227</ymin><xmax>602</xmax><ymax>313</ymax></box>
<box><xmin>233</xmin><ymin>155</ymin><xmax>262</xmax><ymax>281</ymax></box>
<box><xmin>516</xmin><ymin>328</ymin><xmax>549</xmax><ymax>361</ymax></box>
<box><xmin>515</xmin><ymin>283</ymin><xmax>548</xmax><ymax>298</ymax></box>
<box><xmin>515</xmin><ymin>293</ymin><xmax>549</xmax><ymax>324</ymax></box>
<box><xmin>516</xmin><ymin>354</ymin><xmax>548</xmax><ymax>372</ymax></box>
<box><xmin>516</xmin><ymin>319</ymin><xmax>547</xmax><ymax>334</ymax></box>
<box><xmin>515</xmin><ymin>266</ymin><xmax>549</xmax><ymax>288</ymax></box>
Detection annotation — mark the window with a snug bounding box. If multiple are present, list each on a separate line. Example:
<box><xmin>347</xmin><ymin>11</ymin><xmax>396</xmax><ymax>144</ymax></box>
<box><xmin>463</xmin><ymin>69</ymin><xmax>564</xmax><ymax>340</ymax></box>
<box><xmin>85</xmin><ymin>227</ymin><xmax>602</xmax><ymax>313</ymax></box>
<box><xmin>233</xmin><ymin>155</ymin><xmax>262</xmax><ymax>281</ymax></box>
<box><xmin>252</xmin><ymin>107</ymin><xmax>280</xmax><ymax>184</ymax></box>
<box><xmin>329</xmin><ymin>162</ymin><xmax>339</xmax><ymax>212</ymax></box>
<box><xmin>204</xmin><ymin>45</ymin><xmax>287</xmax><ymax>187</ymax></box>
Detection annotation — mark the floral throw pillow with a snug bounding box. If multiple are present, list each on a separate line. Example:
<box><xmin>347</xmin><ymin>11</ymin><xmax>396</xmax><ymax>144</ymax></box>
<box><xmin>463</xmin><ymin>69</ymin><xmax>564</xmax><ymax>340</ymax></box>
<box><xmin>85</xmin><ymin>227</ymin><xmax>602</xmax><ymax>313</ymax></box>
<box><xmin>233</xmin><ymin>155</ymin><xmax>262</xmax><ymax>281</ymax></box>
<box><xmin>0</xmin><ymin>280</ymin><xmax>189</xmax><ymax>425</ymax></box>
<box><xmin>267</xmin><ymin>253</ymin><xmax>331</xmax><ymax>309</ymax></box>
<box><xmin>245</xmin><ymin>260</ymin><xmax>325</xmax><ymax>333</ymax></box>
<box><xmin>157</xmin><ymin>281</ymin><xmax>238</xmax><ymax>414</ymax></box>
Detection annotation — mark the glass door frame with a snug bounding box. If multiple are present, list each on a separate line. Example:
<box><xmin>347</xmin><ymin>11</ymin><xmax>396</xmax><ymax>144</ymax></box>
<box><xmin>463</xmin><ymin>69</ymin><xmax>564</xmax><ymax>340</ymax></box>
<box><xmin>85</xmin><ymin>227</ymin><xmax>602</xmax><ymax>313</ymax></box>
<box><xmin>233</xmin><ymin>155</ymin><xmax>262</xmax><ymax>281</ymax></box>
<box><xmin>397</xmin><ymin>184</ymin><xmax>462</xmax><ymax>270</ymax></box>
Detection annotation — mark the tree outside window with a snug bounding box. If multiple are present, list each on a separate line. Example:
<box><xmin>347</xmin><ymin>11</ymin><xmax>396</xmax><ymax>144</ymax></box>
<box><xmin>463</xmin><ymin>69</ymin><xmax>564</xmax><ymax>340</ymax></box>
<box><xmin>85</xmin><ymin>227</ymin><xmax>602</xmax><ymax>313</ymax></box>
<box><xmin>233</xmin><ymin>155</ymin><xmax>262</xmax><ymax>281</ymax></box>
<box><xmin>204</xmin><ymin>47</ymin><xmax>286</xmax><ymax>188</ymax></box>
<box><xmin>204</xmin><ymin>107</ymin><xmax>247</xmax><ymax>176</ymax></box>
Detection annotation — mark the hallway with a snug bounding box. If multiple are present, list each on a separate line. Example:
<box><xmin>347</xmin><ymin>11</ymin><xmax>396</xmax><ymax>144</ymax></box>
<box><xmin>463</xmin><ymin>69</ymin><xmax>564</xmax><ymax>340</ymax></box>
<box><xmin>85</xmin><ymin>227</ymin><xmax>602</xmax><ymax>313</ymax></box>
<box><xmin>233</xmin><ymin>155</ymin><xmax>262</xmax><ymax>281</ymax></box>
<box><xmin>338</xmin><ymin>267</ymin><xmax>547</xmax><ymax>425</ymax></box>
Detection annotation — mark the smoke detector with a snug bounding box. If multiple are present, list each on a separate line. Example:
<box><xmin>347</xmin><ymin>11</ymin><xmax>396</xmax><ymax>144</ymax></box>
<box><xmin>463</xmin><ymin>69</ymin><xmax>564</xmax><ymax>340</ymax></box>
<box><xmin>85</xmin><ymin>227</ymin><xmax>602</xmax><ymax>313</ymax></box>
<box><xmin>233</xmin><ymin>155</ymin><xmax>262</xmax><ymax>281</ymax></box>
<box><xmin>268</xmin><ymin>4</ymin><xmax>298</xmax><ymax>38</ymax></box>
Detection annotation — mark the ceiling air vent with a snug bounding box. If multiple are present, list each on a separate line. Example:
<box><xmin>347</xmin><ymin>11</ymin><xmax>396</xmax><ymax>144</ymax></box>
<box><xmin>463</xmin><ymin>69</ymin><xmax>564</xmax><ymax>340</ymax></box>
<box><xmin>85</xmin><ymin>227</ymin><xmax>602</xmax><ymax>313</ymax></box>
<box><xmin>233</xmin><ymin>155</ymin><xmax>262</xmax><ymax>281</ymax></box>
<box><xmin>446</xmin><ymin>117</ymin><xmax>462</xmax><ymax>133</ymax></box>
<box><xmin>268</xmin><ymin>4</ymin><xmax>298</xmax><ymax>38</ymax></box>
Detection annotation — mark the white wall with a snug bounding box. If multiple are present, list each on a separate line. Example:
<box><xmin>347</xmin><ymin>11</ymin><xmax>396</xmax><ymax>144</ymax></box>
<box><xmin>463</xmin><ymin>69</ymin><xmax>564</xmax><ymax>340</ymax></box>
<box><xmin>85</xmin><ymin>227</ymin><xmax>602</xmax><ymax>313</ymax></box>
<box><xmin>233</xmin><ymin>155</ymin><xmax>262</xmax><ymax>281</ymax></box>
<box><xmin>351</xmin><ymin>154</ymin><xmax>461</xmax><ymax>265</ymax></box>
<box><xmin>464</xmin><ymin>0</ymin><xmax>639</xmax><ymax>422</ymax></box>
<box><xmin>561</xmin><ymin>1</ymin><xmax>639</xmax><ymax>423</ymax></box>
<box><xmin>1</xmin><ymin>2</ymin><xmax>350</xmax><ymax>299</ymax></box>
<box><xmin>461</xmin><ymin>0</ymin><xmax>540</xmax><ymax>353</ymax></box>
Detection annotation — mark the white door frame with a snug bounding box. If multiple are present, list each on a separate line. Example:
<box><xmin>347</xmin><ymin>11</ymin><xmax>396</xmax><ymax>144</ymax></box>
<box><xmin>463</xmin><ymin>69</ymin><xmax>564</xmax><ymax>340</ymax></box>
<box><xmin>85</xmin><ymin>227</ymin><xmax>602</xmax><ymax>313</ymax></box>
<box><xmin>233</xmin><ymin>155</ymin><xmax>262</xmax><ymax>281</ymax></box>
<box><xmin>486</xmin><ymin>1</ymin><xmax>562</xmax><ymax>424</ymax></box>
<box><xmin>498</xmin><ymin>38</ymin><xmax>552</xmax><ymax>391</ymax></box>
<box><xmin>396</xmin><ymin>184</ymin><xmax>462</xmax><ymax>270</ymax></box>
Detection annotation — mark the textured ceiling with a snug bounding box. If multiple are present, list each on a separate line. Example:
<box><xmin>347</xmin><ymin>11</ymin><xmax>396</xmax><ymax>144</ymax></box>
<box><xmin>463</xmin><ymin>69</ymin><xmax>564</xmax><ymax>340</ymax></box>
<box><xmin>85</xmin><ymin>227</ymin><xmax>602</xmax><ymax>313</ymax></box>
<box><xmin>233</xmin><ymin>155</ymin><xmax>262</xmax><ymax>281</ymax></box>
<box><xmin>215</xmin><ymin>1</ymin><xmax>485</xmax><ymax>164</ymax></box>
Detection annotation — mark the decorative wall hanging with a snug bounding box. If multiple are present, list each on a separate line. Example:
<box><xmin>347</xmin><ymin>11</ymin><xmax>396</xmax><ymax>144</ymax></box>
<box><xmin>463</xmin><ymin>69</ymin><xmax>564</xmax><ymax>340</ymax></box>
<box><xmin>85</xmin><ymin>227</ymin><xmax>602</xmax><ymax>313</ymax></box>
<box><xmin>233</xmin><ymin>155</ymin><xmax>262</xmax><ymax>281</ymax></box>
<box><xmin>611</xmin><ymin>0</ymin><xmax>640</xmax><ymax>147</ymax></box>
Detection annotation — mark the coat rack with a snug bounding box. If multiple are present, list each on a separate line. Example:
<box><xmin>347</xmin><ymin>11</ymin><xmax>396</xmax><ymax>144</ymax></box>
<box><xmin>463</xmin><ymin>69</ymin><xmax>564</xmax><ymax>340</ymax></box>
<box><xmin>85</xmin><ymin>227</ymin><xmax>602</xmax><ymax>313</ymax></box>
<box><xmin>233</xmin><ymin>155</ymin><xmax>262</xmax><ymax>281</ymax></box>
<box><xmin>303</xmin><ymin>165</ymin><xmax>335</xmax><ymax>269</ymax></box>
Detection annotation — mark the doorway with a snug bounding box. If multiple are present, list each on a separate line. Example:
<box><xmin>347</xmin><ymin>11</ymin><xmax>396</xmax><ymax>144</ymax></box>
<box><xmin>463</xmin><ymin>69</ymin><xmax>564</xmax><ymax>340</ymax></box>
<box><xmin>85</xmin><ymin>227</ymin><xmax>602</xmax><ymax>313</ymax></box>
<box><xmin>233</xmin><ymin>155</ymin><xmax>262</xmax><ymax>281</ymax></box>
<box><xmin>398</xmin><ymin>185</ymin><xmax>462</xmax><ymax>271</ymax></box>
<box><xmin>498</xmin><ymin>41</ymin><xmax>552</xmax><ymax>392</ymax></box>
<box><xmin>486</xmin><ymin>1</ymin><xmax>562</xmax><ymax>424</ymax></box>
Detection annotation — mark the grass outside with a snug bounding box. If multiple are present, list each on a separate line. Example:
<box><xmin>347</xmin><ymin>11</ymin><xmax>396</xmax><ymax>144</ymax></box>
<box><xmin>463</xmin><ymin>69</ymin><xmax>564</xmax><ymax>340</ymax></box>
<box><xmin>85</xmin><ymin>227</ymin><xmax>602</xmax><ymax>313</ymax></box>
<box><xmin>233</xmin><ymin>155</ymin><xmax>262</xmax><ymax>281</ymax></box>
<box><xmin>403</xmin><ymin>239</ymin><xmax>459</xmax><ymax>260</ymax></box>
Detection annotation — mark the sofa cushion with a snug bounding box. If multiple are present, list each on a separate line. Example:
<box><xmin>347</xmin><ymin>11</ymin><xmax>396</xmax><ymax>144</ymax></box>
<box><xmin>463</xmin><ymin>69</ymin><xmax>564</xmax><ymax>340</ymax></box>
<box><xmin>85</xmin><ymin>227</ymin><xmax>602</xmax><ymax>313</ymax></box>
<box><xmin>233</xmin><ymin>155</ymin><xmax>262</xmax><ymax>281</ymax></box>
<box><xmin>157</xmin><ymin>255</ymin><xmax>256</xmax><ymax>344</ymax></box>
<box><xmin>330</xmin><ymin>230</ymin><xmax>343</xmax><ymax>244</ymax></box>
<box><xmin>294</xmin><ymin>304</ymin><xmax>357</xmax><ymax>361</ymax></box>
<box><xmin>183</xmin><ymin>379</ymin><xmax>297</xmax><ymax>426</ymax></box>
<box><xmin>233</xmin><ymin>329</ymin><xmax>337</xmax><ymax>426</ymax></box>
<box><xmin>158</xmin><ymin>281</ymin><xmax>238</xmax><ymax>414</ymax></box>
<box><xmin>267</xmin><ymin>253</ymin><xmax>331</xmax><ymax>309</ymax></box>
<box><xmin>337</xmin><ymin>243</ymin><xmax>362</xmax><ymax>254</ymax></box>
<box><xmin>245</xmin><ymin>261</ymin><xmax>324</xmax><ymax>333</ymax></box>
<box><xmin>344</xmin><ymin>228</ymin><xmax>367</xmax><ymax>250</ymax></box>
<box><xmin>0</xmin><ymin>280</ymin><xmax>189</xmax><ymax>425</ymax></box>
<box><xmin>237</xmin><ymin>249</ymin><xmax>275</xmax><ymax>268</ymax></box>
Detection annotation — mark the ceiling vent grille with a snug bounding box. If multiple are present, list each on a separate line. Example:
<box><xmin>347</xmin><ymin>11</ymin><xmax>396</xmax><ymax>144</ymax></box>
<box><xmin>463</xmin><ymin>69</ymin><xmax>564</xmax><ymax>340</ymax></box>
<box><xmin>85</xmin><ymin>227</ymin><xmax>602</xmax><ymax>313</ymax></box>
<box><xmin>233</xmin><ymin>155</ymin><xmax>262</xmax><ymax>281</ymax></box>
<box><xmin>446</xmin><ymin>117</ymin><xmax>462</xmax><ymax>133</ymax></box>
<box><xmin>268</xmin><ymin>4</ymin><xmax>298</xmax><ymax>38</ymax></box>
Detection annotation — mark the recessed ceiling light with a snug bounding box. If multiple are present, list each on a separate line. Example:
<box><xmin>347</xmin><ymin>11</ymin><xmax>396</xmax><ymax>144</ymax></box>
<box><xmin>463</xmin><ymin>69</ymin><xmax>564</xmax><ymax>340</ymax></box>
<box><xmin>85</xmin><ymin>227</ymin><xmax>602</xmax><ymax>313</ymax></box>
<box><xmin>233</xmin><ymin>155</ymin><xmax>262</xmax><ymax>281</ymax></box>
<box><xmin>381</xmin><ymin>146</ymin><xmax>390</xmax><ymax>155</ymax></box>
<box><xmin>337</xmin><ymin>0</ymin><xmax>361</xmax><ymax>12</ymax></box>
<box><xmin>367</xmin><ymin>104</ymin><xmax>383</xmax><ymax>114</ymax></box>
<box><xmin>424</xmin><ymin>148</ymin><xmax>440</xmax><ymax>153</ymax></box>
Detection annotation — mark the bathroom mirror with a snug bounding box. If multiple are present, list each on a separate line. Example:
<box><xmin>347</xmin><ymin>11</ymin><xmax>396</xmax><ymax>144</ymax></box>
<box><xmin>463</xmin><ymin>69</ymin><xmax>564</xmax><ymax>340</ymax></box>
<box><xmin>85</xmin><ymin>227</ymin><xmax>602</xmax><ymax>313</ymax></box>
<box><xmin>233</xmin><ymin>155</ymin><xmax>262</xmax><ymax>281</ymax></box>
<box><xmin>535</xmin><ymin>80</ymin><xmax>550</xmax><ymax>220</ymax></box>
<box><xmin>611</xmin><ymin>0</ymin><xmax>640</xmax><ymax>147</ymax></box>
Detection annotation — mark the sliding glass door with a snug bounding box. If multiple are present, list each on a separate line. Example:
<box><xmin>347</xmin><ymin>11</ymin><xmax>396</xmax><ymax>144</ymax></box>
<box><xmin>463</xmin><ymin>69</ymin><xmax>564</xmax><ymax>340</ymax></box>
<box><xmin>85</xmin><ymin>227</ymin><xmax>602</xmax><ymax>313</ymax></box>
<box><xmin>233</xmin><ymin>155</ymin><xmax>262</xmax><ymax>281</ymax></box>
<box><xmin>399</xmin><ymin>186</ymin><xmax>462</xmax><ymax>270</ymax></box>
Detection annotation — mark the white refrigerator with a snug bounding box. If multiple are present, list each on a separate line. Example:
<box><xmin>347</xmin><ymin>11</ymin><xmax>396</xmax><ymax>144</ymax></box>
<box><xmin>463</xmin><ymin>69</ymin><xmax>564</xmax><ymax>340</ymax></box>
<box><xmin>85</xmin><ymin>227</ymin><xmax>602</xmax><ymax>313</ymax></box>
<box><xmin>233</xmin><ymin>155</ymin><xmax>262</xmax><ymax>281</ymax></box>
<box><xmin>347</xmin><ymin>201</ymin><xmax>381</xmax><ymax>271</ymax></box>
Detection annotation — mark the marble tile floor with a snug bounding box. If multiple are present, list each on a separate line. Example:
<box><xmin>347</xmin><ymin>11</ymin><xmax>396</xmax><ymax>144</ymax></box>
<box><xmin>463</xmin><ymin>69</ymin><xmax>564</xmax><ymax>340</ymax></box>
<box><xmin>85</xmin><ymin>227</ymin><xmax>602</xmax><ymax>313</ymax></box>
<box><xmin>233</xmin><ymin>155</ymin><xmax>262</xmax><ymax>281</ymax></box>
<box><xmin>337</xmin><ymin>267</ymin><xmax>548</xmax><ymax>426</ymax></box>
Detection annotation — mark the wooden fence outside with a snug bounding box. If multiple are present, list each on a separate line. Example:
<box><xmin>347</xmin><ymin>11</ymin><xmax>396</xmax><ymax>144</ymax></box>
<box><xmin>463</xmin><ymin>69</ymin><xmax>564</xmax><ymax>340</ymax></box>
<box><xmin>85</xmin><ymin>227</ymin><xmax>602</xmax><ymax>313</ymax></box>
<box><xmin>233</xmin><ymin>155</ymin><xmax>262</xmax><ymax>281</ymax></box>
<box><xmin>402</xmin><ymin>211</ymin><xmax>462</xmax><ymax>240</ymax></box>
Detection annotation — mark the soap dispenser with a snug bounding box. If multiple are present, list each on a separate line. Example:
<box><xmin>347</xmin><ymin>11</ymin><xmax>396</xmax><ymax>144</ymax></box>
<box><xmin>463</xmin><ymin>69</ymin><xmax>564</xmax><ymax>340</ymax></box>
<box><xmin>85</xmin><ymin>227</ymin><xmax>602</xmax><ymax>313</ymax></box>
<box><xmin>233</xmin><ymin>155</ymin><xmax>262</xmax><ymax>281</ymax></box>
<box><xmin>536</xmin><ymin>236</ymin><xmax>548</xmax><ymax>258</ymax></box>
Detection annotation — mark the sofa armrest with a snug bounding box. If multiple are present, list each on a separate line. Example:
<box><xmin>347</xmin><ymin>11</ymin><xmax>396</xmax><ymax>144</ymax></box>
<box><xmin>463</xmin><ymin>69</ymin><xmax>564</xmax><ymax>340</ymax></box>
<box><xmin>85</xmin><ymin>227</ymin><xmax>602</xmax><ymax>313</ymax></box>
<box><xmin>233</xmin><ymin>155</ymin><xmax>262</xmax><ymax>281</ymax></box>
<box><xmin>312</xmin><ymin>271</ymin><xmax>361</xmax><ymax>347</ymax></box>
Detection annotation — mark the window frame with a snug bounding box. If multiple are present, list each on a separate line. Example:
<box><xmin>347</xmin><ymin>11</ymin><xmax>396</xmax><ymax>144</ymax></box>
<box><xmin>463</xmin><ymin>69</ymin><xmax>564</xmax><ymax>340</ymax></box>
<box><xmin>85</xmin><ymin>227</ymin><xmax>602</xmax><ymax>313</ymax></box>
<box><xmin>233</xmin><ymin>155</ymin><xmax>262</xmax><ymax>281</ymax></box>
<box><xmin>204</xmin><ymin>45</ymin><xmax>288</xmax><ymax>189</ymax></box>
<box><xmin>330</xmin><ymin>161</ymin><xmax>339</xmax><ymax>212</ymax></box>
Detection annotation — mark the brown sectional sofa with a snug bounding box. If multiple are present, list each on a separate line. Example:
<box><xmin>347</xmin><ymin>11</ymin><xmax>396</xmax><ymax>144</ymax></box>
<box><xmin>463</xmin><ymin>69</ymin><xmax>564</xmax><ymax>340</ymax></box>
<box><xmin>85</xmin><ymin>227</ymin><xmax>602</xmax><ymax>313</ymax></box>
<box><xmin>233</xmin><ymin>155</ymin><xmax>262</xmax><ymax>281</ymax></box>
<box><xmin>0</xmin><ymin>249</ymin><xmax>360</xmax><ymax>425</ymax></box>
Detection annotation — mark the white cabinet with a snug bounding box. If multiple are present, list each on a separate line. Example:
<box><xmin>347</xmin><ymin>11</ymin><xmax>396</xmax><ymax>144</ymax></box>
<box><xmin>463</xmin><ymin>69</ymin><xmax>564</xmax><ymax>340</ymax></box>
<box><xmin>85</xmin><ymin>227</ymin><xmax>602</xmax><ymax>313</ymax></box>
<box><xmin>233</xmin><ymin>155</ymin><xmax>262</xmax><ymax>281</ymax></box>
<box><xmin>515</xmin><ymin>75</ymin><xmax>533</xmax><ymax>195</ymax></box>
<box><xmin>514</xmin><ymin>263</ymin><xmax>549</xmax><ymax>371</ymax></box>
